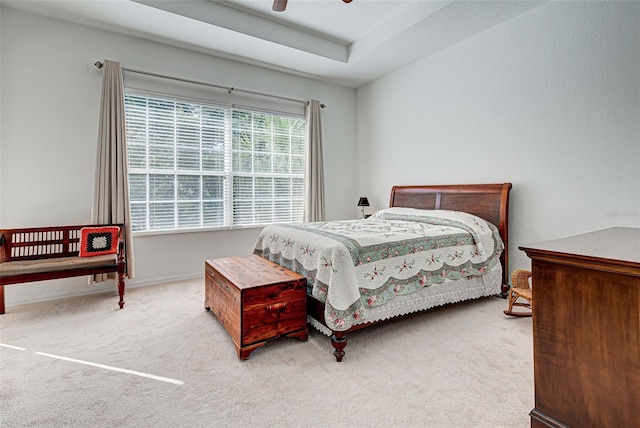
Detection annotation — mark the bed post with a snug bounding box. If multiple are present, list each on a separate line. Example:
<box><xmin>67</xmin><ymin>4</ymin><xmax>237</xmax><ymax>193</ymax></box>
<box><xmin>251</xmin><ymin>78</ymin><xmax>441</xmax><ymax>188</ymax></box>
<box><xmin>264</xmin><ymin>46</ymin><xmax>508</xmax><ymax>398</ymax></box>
<box><xmin>331</xmin><ymin>332</ymin><xmax>348</xmax><ymax>362</ymax></box>
<box><xmin>498</xmin><ymin>183</ymin><xmax>512</xmax><ymax>298</ymax></box>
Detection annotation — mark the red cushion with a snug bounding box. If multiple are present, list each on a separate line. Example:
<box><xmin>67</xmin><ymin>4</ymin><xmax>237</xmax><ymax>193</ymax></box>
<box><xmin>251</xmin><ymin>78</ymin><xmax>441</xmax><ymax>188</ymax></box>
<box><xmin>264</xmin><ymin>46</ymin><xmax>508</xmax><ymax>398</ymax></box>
<box><xmin>79</xmin><ymin>226</ymin><xmax>120</xmax><ymax>257</ymax></box>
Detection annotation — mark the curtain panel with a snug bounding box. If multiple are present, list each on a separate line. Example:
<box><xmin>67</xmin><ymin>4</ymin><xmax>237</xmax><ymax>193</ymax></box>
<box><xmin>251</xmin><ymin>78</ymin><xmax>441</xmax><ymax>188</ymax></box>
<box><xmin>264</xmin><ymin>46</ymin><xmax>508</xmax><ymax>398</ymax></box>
<box><xmin>92</xmin><ymin>59</ymin><xmax>135</xmax><ymax>281</ymax></box>
<box><xmin>304</xmin><ymin>100</ymin><xmax>326</xmax><ymax>222</ymax></box>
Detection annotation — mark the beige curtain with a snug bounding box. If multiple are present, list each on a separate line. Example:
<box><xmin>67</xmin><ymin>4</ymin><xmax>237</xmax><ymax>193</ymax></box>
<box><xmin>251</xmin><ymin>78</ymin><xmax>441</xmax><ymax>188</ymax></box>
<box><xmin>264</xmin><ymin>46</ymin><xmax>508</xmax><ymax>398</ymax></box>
<box><xmin>92</xmin><ymin>59</ymin><xmax>135</xmax><ymax>281</ymax></box>
<box><xmin>304</xmin><ymin>100</ymin><xmax>326</xmax><ymax>222</ymax></box>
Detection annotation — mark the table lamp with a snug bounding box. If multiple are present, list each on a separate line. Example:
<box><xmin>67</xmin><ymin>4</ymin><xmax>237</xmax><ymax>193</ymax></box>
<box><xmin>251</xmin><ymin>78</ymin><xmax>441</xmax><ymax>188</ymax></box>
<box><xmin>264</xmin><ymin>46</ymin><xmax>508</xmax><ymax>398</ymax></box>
<box><xmin>357</xmin><ymin>197</ymin><xmax>370</xmax><ymax>219</ymax></box>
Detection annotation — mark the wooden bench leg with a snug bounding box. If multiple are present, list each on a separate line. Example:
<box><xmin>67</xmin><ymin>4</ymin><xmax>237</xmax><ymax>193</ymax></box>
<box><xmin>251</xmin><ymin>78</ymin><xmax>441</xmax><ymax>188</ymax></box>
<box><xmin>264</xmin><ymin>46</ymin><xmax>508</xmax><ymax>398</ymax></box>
<box><xmin>117</xmin><ymin>275</ymin><xmax>125</xmax><ymax>309</ymax></box>
<box><xmin>117</xmin><ymin>257</ymin><xmax>126</xmax><ymax>309</ymax></box>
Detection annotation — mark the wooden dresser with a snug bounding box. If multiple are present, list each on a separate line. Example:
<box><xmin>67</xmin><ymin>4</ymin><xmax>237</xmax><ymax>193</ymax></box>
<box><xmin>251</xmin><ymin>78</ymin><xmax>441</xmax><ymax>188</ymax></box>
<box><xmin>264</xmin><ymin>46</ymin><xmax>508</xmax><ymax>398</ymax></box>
<box><xmin>520</xmin><ymin>227</ymin><xmax>640</xmax><ymax>428</ymax></box>
<box><xmin>205</xmin><ymin>255</ymin><xmax>308</xmax><ymax>359</ymax></box>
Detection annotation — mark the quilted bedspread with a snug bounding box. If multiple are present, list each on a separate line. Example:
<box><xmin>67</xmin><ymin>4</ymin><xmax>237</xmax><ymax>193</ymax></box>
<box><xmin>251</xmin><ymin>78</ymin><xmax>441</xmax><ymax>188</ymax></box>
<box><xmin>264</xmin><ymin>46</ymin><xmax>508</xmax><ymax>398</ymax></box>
<box><xmin>253</xmin><ymin>207</ymin><xmax>504</xmax><ymax>331</ymax></box>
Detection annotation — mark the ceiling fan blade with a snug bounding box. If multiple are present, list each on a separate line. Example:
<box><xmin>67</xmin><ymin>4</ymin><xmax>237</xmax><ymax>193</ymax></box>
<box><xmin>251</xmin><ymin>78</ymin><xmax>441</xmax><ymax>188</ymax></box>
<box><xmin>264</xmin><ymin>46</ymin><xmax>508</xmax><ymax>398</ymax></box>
<box><xmin>273</xmin><ymin>0</ymin><xmax>351</xmax><ymax>13</ymax></box>
<box><xmin>272</xmin><ymin>0</ymin><xmax>287</xmax><ymax>12</ymax></box>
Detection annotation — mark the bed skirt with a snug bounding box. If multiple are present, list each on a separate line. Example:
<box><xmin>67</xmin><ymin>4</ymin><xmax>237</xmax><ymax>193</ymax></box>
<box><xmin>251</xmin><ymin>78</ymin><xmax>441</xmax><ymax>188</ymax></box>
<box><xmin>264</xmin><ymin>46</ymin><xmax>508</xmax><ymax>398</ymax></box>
<box><xmin>308</xmin><ymin>263</ymin><xmax>502</xmax><ymax>336</ymax></box>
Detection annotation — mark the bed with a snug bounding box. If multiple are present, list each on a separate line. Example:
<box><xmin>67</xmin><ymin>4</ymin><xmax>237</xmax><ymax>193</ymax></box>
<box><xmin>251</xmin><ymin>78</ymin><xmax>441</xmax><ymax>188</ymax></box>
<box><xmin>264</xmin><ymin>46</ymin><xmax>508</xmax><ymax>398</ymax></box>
<box><xmin>253</xmin><ymin>183</ymin><xmax>512</xmax><ymax>361</ymax></box>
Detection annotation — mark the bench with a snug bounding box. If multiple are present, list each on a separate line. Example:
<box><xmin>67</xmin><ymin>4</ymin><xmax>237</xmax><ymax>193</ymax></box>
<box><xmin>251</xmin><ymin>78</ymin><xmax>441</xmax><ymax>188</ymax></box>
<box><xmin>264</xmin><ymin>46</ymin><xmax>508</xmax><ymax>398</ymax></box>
<box><xmin>0</xmin><ymin>224</ymin><xmax>127</xmax><ymax>314</ymax></box>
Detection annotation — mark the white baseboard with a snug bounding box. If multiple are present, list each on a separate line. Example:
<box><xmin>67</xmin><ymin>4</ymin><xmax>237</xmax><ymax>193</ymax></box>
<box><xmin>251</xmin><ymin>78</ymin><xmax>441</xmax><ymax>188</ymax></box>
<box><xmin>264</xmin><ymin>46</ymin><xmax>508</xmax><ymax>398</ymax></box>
<box><xmin>5</xmin><ymin>273</ymin><xmax>203</xmax><ymax>309</ymax></box>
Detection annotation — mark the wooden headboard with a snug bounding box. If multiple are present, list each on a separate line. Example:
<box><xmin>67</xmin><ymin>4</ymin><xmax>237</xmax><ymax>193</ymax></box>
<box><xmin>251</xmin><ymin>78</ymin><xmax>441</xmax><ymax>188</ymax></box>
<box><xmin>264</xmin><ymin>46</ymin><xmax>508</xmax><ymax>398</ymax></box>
<box><xmin>389</xmin><ymin>183</ymin><xmax>512</xmax><ymax>295</ymax></box>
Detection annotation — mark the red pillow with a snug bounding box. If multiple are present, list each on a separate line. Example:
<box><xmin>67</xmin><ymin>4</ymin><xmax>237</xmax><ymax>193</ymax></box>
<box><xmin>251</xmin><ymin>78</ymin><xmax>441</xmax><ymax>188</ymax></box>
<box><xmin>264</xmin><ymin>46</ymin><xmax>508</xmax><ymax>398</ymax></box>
<box><xmin>79</xmin><ymin>226</ymin><xmax>120</xmax><ymax>257</ymax></box>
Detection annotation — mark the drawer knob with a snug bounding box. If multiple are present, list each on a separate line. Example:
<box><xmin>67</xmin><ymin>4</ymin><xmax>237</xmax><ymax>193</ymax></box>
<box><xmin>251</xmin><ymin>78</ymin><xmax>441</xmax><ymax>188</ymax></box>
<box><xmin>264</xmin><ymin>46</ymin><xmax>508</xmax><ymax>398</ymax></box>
<box><xmin>266</xmin><ymin>302</ymin><xmax>288</xmax><ymax>311</ymax></box>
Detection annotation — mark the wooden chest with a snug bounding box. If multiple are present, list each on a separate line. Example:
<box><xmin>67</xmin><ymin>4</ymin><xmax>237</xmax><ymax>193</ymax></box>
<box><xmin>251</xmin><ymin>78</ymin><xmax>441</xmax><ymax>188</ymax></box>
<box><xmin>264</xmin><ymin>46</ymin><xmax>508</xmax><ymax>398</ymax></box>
<box><xmin>205</xmin><ymin>255</ymin><xmax>308</xmax><ymax>359</ymax></box>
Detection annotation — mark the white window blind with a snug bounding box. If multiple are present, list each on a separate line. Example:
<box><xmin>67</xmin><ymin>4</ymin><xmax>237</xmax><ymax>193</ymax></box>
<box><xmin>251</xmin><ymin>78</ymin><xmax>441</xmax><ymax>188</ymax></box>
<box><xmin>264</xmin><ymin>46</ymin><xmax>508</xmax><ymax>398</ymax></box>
<box><xmin>124</xmin><ymin>92</ymin><xmax>305</xmax><ymax>233</ymax></box>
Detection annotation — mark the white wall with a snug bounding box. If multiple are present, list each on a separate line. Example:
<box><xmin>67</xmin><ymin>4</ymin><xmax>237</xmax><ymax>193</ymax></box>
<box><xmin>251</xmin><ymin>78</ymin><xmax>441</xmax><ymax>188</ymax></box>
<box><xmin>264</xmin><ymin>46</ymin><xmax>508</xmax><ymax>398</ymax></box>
<box><xmin>0</xmin><ymin>8</ymin><xmax>357</xmax><ymax>307</ymax></box>
<box><xmin>356</xmin><ymin>1</ymin><xmax>640</xmax><ymax>274</ymax></box>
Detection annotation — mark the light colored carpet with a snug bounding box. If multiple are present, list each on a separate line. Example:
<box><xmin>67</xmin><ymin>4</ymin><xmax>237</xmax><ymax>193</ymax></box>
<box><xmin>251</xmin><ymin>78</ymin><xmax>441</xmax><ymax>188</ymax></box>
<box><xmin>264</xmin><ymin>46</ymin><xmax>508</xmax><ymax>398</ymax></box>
<box><xmin>0</xmin><ymin>278</ymin><xmax>534</xmax><ymax>427</ymax></box>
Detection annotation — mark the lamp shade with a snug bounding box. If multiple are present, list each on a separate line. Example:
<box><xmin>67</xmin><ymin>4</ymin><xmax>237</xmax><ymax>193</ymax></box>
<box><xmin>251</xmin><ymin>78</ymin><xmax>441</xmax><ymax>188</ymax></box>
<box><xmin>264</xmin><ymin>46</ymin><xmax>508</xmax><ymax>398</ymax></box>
<box><xmin>357</xmin><ymin>197</ymin><xmax>370</xmax><ymax>207</ymax></box>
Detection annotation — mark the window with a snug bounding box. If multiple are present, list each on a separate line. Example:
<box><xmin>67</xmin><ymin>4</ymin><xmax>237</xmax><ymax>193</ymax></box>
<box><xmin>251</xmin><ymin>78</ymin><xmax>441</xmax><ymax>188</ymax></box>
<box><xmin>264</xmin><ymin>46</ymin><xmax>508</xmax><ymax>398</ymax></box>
<box><xmin>124</xmin><ymin>92</ymin><xmax>305</xmax><ymax>233</ymax></box>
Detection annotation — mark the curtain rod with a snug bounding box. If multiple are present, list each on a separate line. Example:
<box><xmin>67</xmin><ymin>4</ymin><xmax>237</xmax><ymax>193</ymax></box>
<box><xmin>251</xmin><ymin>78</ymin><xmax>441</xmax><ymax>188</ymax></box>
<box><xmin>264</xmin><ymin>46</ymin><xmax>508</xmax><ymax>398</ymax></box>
<box><xmin>94</xmin><ymin>61</ymin><xmax>325</xmax><ymax>108</ymax></box>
